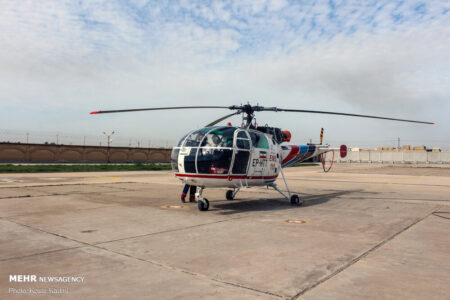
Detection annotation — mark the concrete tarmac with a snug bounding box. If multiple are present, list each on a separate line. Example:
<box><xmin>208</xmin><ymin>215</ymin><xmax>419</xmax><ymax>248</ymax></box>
<box><xmin>1</xmin><ymin>164</ymin><xmax>449</xmax><ymax>299</ymax></box>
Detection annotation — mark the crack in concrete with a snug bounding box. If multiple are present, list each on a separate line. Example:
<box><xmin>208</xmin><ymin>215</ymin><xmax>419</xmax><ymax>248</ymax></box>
<box><xmin>0</xmin><ymin>217</ymin><xmax>93</xmax><ymax>262</ymax></box>
<box><xmin>94</xmin><ymin>243</ymin><xmax>284</xmax><ymax>298</ymax></box>
<box><xmin>288</xmin><ymin>177</ymin><xmax>450</xmax><ymax>188</ymax></box>
<box><xmin>0</xmin><ymin>246</ymin><xmax>85</xmax><ymax>262</ymax></box>
<box><xmin>209</xmin><ymin>277</ymin><xmax>284</xmax><ymax>298</ymax></box>
<box><xmin>1</xmin><ymin>216</ymin><xmax>282</xmax><ymax>299</ymax></box>
<box><xmin>343</xmin><ymin>196</ymin><xmax>450</xmax><ymax>202</ymax></box>
<box><xmin>95</xmin><ymin>216</ymin><xmax>248</xmax><ymax>245</ymax></box>
<box><xmin>0</xmin><ymin>181</ymin><xmax>138</xmax><ymax>190</ymax></box>
<box><xmin>0</xmin><ymin>180</ymin><xmax>186</xmax><ymax>200</ymax></box>
<box><xmin>0</xmin><ymin>195</ymin><xmax>33</xmax><ymax>200</ymax></box>
<box><xmin>0</xmin><ymin>187</ymin><xmax>136</xmax><ymax>200</ymax></box>
<box><xmin>1</xmin><ymin>217</ymin><xmax>94</xmax><ymax>247</ymax></box>
<box><xmin>3</xmin><ymin>204</ymin><xmax>119</xmax><ymax>218</ymax></box>
<box><xmin>291</xmin><ymin>208</ymin><xmax>437</xmax><ymax>299</ymax></box>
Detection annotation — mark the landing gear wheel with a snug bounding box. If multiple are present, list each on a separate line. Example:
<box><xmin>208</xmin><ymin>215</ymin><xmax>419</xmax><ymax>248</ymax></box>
<box><xmin>290</xmin><ymin>194</ymin><xmax>301</xmax><ymax>205</ymax></box>
<box><xmin>198</xmin><ymin>198</ymin><xmax>210</xmax><ymax>211</ymax></box>
<box><xmin>226</xmin><ymin>190</ymin><xmax>234</xmax><ymax>200</ymax></box>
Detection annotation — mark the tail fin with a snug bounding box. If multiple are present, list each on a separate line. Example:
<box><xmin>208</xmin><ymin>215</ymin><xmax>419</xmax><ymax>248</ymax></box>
<box><xmin>320</xmin><ymin>128</ymin><xmax>324</xmax><ymax>145</ymax></box>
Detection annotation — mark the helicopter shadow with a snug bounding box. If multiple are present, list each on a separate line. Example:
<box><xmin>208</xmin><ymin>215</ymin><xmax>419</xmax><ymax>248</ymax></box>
<box><xmin>211</xmin><ymin>189</ymin><xmax>375</xmax><ymax>215</ymax></box>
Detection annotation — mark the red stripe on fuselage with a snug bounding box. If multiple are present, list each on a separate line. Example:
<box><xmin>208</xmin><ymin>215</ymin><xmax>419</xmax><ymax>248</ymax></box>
<box><xmin>281</xmin><ymin>145</ymin><xmax>300</xmax><ymax>164</ymax></box>
<box><xmin>175</xmin><ymin>173</ymin><xmax>278</xmax><ymax>180</ymax></box>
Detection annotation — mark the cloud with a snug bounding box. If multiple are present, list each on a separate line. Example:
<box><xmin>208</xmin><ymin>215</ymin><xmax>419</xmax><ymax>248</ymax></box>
<box><xmin>245</xmin><ymin>23</ymin><xmax>449</xmax><ymax>113</ymax></box>
<box><xmin>0</xmin><ymin>0</ymin><xmax>448</xmax><ymax>147</ymax></box>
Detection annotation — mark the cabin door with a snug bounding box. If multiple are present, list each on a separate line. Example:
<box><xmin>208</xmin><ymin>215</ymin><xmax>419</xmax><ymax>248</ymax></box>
<box><xmin>231</xmin><ymin>130</ymin><xmax>251</xmax><ymax>174</ymax></box>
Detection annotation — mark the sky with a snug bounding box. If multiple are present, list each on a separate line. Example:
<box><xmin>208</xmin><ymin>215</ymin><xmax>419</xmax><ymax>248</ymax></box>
<box><xmin>0</xmin><ymin>0</ymin><xmax>449</xmax><ymax>148</ymax></box>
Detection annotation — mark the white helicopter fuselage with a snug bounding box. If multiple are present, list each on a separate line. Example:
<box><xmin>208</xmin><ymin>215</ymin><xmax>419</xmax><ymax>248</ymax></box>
<box><xmin>172</xmin><ymin>126</ymin><xmax>331</xmax><ymax>188</ymax></box>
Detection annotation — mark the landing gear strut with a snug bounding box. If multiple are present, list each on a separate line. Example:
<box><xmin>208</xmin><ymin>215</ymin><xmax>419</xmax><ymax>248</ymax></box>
<box><xmin>195</xmin><ymin>187</ymin><xmax>209</xmax><ymax>211</ymax></box>
<box><xmin>270</xmin><ymin>184</ymin><xmax>303</xmax><ymax>206</ymax></box>
<box><xmin>269</xmin><ymin>162</ymin><xmax>303</xmax><ymax>206</ymax></box>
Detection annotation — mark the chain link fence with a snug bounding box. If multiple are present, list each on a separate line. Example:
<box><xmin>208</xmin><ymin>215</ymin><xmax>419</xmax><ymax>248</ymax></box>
<box><xmin>0</xmin><ymin>129</ymin><xmax>174</xmax><ymax>148</ymax></box>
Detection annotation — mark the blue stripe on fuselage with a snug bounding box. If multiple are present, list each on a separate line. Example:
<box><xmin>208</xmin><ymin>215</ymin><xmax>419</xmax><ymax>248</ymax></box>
<box><xmin>282</xmin><ymin>145</ymin><xmax>316</xmax><ymax>168</ymax></box>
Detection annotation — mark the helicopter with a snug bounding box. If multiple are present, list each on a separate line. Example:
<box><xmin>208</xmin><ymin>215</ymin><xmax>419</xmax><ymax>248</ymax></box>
<box><xmin>90</xmin><ymin>104</ymin><xmax>433</xmax><ymax>211</ymax></box>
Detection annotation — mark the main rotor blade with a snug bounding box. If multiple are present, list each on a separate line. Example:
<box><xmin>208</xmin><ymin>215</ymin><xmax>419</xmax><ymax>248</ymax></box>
<box><xmin>90</xmin><ymin>106</ymin><xmax>230</xmax><ymax>114</ymax></box>
<box><xmin>205</xmin><ymin>112</ymin><xmax>240</xmax><ymax>127</ymax></box>
<box><xmin>268</xmin><ymin>108</ymin><xmax>434</xmax><ymax>125</ymax></box>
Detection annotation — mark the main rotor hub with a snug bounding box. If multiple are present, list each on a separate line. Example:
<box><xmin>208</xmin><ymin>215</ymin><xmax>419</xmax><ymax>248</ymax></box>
<box><xmin>229</xmin><ymin>104</ymin><xmax>268</xmax><ymax>126</ymax></box>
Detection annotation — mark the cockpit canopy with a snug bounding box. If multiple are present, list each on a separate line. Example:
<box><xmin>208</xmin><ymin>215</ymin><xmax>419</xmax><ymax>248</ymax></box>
<box><xmin>179</xmin><ymin>126</ymin><xmax>237</xmax><ymax>148</ymax></box>
<box><xmin>171</xmin><ymin>126</ymin><xmax>271</xmax><ymax>175</ymax></box>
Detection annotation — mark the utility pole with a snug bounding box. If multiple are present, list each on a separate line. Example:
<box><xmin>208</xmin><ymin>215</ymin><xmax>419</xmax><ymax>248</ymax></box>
<box><xmin>25</xmin><ymin>132</ymin><xmax>30</xmax><ymax>162</ymax></box>
<box><xmin>103</xmin><ymin>131</ymin><xmax>114</xmax><ymax>163</ymax></box>
<box><xmin>56</xmin><ymin>134</ymin><xmax>59</xmax><ymax>145</ymax></box>
<box><xmin>398</xmin><ymin>137</ymin><xmax>400</xmax><ymax>150</ymax></box>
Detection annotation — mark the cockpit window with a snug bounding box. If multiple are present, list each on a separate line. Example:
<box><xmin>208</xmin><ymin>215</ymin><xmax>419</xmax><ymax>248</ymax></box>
<box><xmin>249</xmin><ymin>131</ymin><xmax>269</xmax><ymax>149</ymax></box>
<box><xmin>200</xmin><ymin>127</ymin><xmax>236</xmax><ymax>148</ymax></box>
<box><xmin>184</xmin><ymin>127</ymin><xmax>214</xmax><ymax>147</ymax></box>
<box><xmin>201</xmin><ymin>133</ymin><xmax>221</xmax><ymax>147</ymax></box>
<box><xmin>236</xmin><ymin>139</ymin><xmax>250</xmax><ymax>149</ymax></box>
<box><xmin>237</xmin><ymin>131</ymin><xmax>248</xmax><ymax>138</ymax></box>
<box><xmin>236</xmin><ymin>130</ymin><xmax>250</xmax><ymax>150</ymax></box>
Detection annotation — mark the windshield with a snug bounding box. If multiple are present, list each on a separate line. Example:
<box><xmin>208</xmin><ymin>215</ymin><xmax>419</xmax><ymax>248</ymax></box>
<box><xmin>184</xmin><ymin>127</ymin><xmax>213</xmax><ymax>147</ymax></box>
<box><xmin>181</xmin><ymin>126</ymin><xmax>237</xmax><ymax>148</ymax></box>
<box><xmin>175</xmin><ymin>126</ymin><xmax>237</xmax><ymax>174</ymax></box>
<box><xmin>202</xmin><ymin>127</ymin><xmax>236</xmax><ymax>147</ymax></box>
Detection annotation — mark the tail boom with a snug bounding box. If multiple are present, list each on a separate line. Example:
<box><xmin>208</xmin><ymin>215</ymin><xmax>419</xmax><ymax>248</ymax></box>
<box><xmin>280</xmin><ymin>145</ymin><xmax>342</xmax><ymax>168</ymax></box>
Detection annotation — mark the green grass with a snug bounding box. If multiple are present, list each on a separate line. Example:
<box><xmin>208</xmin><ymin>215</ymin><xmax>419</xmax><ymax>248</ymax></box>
<box><xmin>290</xmin><ymin>162</ymin><xmax>320</xmax><ymax>167</ymax></box>
<box><xmin>0</xmin><ymin>162</ymin><xmax>317</xmax><ymax>173</ymax></box>
<box><xmin>0</xmin><ymin>163</ymin><xmax>172</xmax><ymax>173</ymax></box>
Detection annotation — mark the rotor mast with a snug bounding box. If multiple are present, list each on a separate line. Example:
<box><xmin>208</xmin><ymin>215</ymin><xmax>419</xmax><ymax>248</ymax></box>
<box><xmin>229</xmin><ymin>104</ymin><xmax>273</xmax><ymax>127</ymax></box>
<box><xmin>231</xmin><ymin>104</ymin><xmax>256</xmax><ymax>127</ymax></box>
